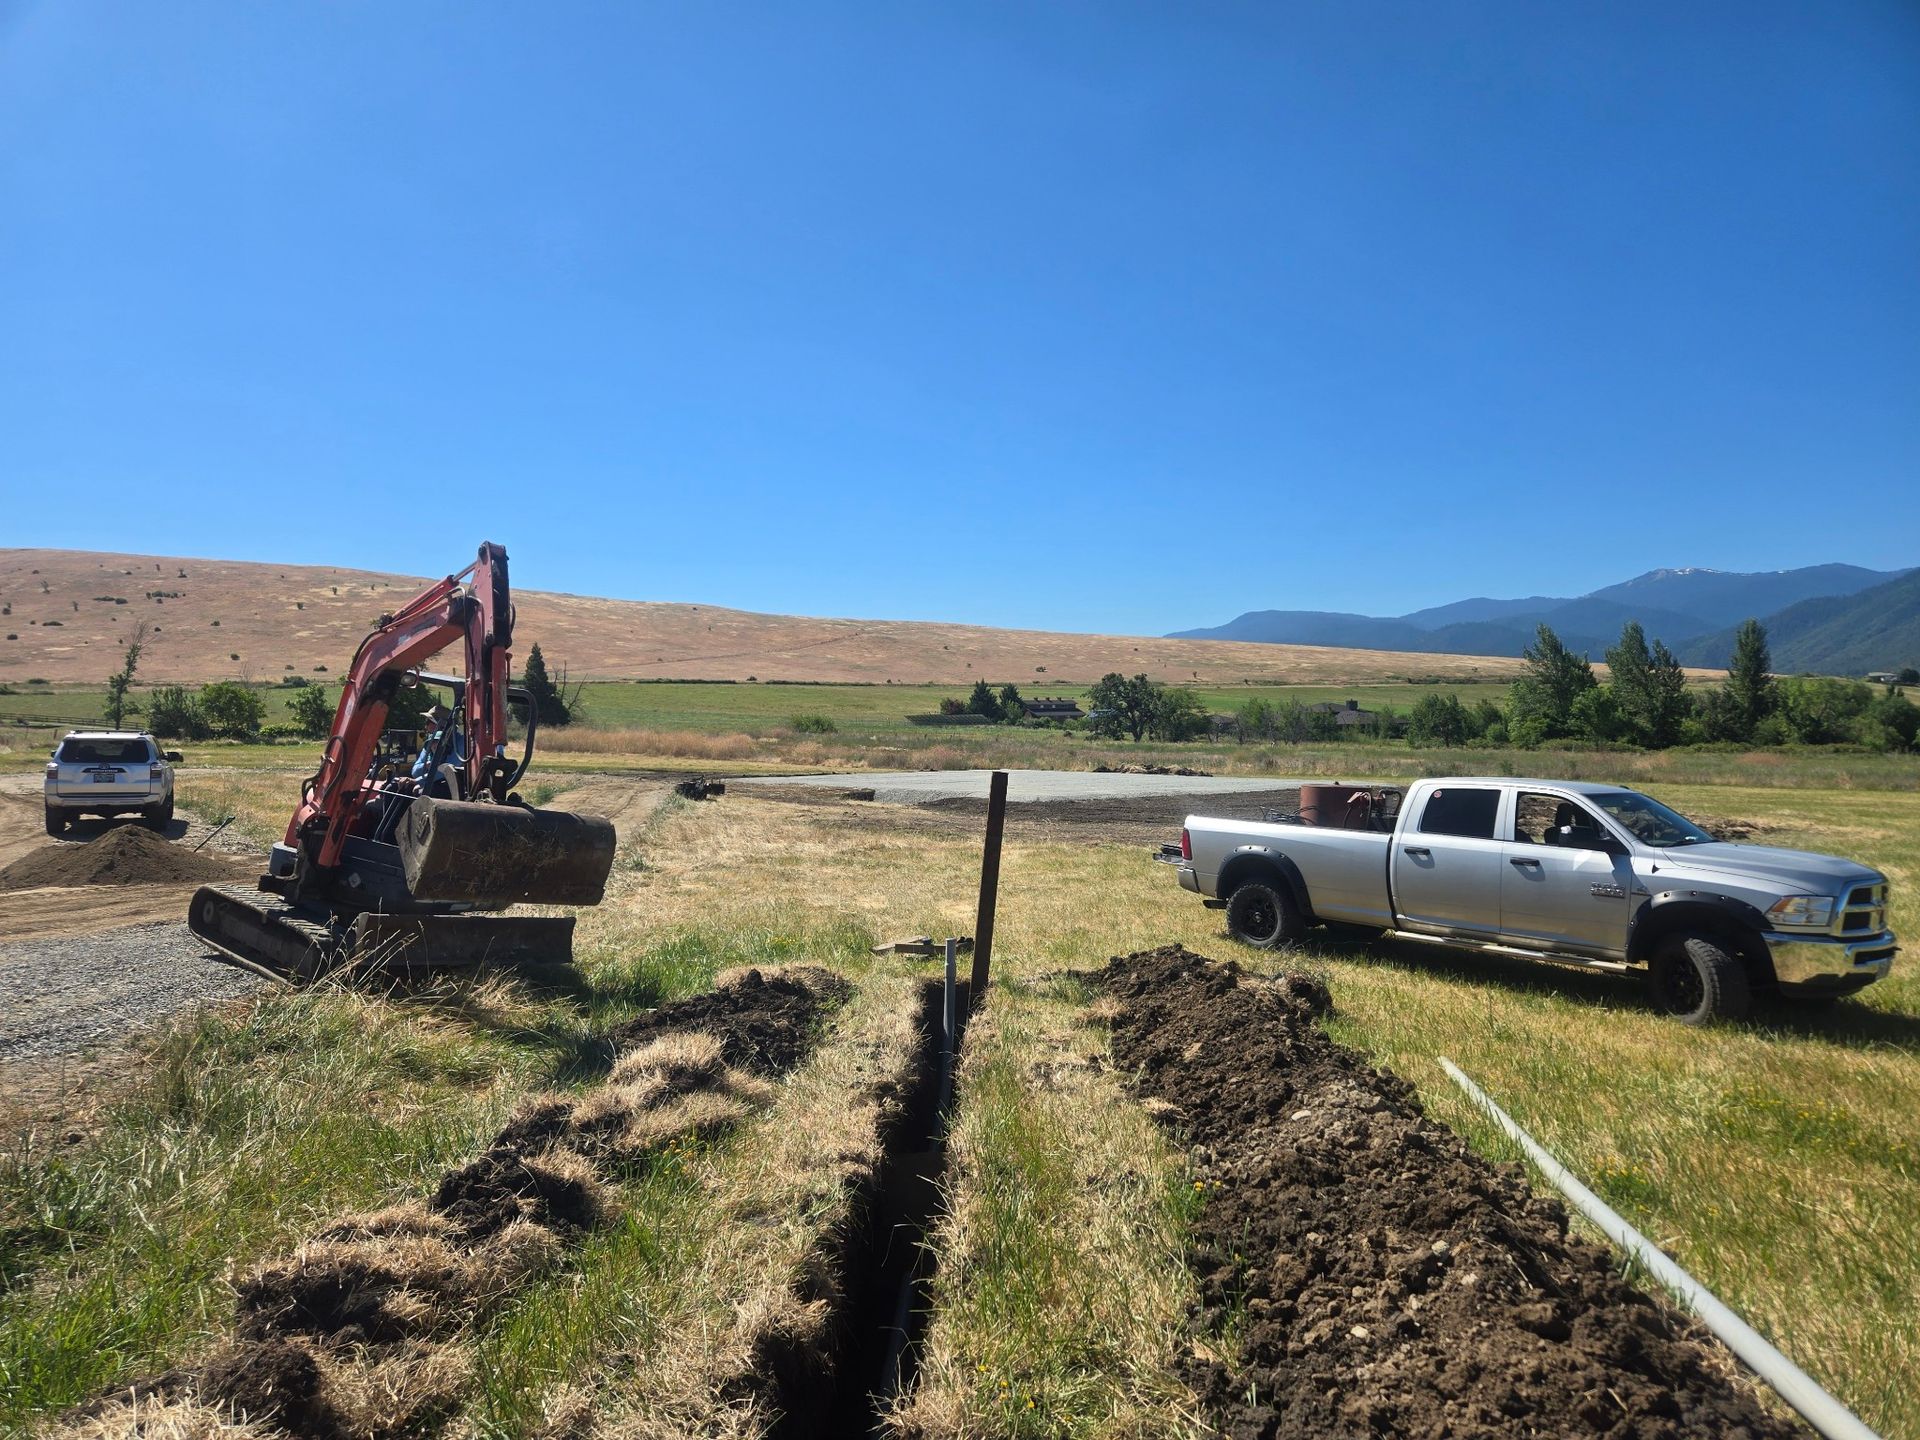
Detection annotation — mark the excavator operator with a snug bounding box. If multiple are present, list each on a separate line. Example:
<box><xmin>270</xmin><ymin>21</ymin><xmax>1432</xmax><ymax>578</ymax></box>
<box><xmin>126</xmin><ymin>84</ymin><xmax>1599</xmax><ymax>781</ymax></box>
<box><xmin>409</xmin><ymin>703</ymin><xmax>466</xmax><ymax>783</ymax></box>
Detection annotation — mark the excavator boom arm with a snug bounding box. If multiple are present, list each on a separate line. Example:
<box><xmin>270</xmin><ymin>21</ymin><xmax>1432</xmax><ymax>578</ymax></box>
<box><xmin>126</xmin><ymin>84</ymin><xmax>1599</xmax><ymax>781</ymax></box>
<box><xmin>290</xmin><ymin>543</ymin><xmax>513</xmax><ymax>871</ymax></box>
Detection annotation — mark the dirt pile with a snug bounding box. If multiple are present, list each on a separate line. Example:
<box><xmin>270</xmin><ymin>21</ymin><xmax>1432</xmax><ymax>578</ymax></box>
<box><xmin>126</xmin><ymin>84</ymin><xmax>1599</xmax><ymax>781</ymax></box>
<box><xmin>1091</xmin><ymin>762</ymin><xmax>1213</xmax><ymax>776</ymax></box>
<box><xmin>0</xmin><ymin>826</ymin><xmax>235</xmax><ymax>892</ymax></box>
<box><xmin>1102</xmin><ymin>945</ymin><xmax>1803</xmax><ymax>1440</ymax></box>
<box><xmin>611</xmin><ymin>964</ymin><xmax>854</xmax><ymax>1075</ymax></box>
<box><xmin>50</xmin><ymin>965</ymin><xmax>857</xmax><ymax>1440</ymax></box>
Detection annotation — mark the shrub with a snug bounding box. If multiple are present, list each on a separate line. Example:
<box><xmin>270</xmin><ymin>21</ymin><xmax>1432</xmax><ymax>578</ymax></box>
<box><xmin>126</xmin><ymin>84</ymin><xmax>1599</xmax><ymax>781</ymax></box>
<box><xmin>199</xmin><ymin>681</ymin><xmax>267</xmax><ymax>740</ymax></box>
<box><xmin>290</xmin><ymin>684</ymin><xmax>334</xmax><ymax>740</ymax></box>
<box><xmin>790</xmin><ymin>714</ymin><xmax>837</xmax><ymax>734</ymax></box>
<box><xmin>148</xmin><ymin>686</ymin><xmax>211</xmax><ymax>741</ymax></box>
<box><xmin>1407</xmin><ymin>693</ymin><xmax>1472</xmax><ymax>747</ymax></box>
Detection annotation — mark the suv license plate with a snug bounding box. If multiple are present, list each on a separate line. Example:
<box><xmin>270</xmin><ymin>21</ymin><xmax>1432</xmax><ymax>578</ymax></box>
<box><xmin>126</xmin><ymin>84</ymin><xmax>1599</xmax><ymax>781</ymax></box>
<box><xmin>91</xmin><ymin>772</ymin><xmax>116</xmax><ymax>783</ymax></box>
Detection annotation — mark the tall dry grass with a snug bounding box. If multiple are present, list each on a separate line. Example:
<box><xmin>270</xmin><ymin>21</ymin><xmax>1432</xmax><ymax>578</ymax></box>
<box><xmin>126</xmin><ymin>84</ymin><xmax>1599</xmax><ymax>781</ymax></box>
<box><xmin>537</xmin><ymin>727</ymin><xmax>761</xmax><ymax>761</ymax></box>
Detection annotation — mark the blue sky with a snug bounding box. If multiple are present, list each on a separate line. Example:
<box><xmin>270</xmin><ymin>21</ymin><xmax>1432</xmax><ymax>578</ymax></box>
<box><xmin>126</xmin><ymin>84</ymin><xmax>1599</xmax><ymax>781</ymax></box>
<box><xmin>3</xmin><ymin>2</ymin><xmax>1916</xmax><ymax>636</ymax></box>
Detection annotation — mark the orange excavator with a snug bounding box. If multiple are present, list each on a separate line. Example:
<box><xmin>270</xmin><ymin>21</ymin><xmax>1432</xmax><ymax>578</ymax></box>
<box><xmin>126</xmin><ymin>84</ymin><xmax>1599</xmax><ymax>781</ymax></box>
<box><xmin>189</xmin><ymin>542</ymin><xmax>616</xmax><ymax>982</ymax></box>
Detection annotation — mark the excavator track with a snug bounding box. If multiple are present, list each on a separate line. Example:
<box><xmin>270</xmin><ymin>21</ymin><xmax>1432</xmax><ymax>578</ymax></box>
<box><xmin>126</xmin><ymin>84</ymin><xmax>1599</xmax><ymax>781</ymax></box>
<box><xmin>189</xmin><ymin>883</ymin><xmax>341</xmax><ymax>985</ymax></box>
<box><xmin>190</xmin><ymin>883</ymin><xmax>582</xmax><ymax>984</ymax></box>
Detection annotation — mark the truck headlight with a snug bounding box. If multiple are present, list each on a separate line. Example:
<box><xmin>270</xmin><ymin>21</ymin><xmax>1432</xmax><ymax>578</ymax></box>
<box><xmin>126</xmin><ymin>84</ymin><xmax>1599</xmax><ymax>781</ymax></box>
<box><xmin>1767</xmin><ymin>895</ymin><xmax>1835</xmax><ymax>930</ymax></box>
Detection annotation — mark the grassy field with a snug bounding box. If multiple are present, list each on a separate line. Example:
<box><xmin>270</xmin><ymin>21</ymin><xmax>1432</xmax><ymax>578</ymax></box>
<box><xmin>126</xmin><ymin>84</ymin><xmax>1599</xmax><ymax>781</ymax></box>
<box><xmin>3</xmin><ymin>757</ymin><xmax>1918</xmax><ymax>1435</ymax></box>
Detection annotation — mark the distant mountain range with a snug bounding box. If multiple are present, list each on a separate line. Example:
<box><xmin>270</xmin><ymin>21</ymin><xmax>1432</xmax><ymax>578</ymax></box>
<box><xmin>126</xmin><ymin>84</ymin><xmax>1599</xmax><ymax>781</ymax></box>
<box><xmin>1170</xmin><ymin>565</ymin><xmax>1920</xmax><ymax>675</ymax></box>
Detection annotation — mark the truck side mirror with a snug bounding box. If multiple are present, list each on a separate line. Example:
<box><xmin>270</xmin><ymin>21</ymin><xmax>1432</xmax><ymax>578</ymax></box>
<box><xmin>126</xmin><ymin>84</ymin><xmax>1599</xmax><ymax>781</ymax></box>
<box><xmin>164</xmin><ymin>751</ymin><xmax>184</xmax><ymax>762</ymax></box>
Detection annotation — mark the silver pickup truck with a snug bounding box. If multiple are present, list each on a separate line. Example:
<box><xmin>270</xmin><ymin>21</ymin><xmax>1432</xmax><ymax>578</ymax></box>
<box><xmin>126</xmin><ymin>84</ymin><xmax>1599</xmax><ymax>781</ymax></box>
<box><xmin>1168</xmin><ymin>777</ymin><xmax>1896</xmax><ymax>1023</ymax></box>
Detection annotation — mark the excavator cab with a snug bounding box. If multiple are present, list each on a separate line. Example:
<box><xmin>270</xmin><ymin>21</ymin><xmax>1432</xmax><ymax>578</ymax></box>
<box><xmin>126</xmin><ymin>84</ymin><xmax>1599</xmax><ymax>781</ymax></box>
<box><xmin>189</xmin><ymin>543</ymin><xmax>617</xmax><ymax>983</ymax></box>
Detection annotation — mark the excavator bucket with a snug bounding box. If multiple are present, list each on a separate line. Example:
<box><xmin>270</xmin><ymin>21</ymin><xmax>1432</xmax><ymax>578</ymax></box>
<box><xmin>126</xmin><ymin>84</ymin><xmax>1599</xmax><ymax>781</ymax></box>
<box><xmin>188</xmin><ymin>800</ymin><xmax>616</xmax><ymax>984</ymax></box>
<box><xmin>395</xmin><ymin>797</ymin><xmax>618</xmax><ymax>907</ymax></box>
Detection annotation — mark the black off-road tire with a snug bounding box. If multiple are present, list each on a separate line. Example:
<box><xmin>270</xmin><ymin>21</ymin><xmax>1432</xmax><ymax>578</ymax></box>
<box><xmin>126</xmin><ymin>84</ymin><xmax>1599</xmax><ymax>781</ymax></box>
<box><xmin>1649</xmin><ymin>932</ymin><xmax>1750</xmax><ymax>1025</ymax></box>
<box><xmin>44</xmin><ymin>806</ymin><xmax>66</xmax><ymax>837</ymax></box>
<box><xmin>1225</xmin><ymin>879</ymin><xmax>1306</xmax><ymax>950</ymax></box>
<box><xmin>145</xmin><ymin>794</ymin><xmax>174</xmax><ymax>830</ymax></box>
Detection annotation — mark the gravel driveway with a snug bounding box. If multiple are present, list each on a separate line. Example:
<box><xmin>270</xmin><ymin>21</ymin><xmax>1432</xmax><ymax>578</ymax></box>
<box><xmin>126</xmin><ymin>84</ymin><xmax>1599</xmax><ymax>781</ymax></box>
<box><xmin>0</xmin><ymin>921</ymin><xmax>265</xmax><ymax>1064</ymax></box>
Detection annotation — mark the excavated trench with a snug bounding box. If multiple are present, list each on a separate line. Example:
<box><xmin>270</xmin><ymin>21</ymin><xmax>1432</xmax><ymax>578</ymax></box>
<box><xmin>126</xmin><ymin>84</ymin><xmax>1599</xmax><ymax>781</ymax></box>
<box><xmin>764</xmin><ymin>976</ymin><xmax>966</xmax><ymax>1440</ymax></box>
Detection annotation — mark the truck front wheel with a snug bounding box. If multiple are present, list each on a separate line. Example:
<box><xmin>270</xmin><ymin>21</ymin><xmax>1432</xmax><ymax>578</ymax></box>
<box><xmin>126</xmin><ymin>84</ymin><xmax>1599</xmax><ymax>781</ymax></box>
<box><xmin>1226</xmin><ymin>879</ymin><xmax>1305</xmax><ymax>950</ymax></box>
<box><xmin>1649</xmin><ymin>932</ymin><xmax>1750</xmax><ymax>1025</ymax></box>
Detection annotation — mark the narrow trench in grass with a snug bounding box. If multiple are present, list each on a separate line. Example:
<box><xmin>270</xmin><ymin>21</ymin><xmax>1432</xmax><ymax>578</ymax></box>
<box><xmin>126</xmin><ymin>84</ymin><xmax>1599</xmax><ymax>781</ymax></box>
<box><xmin>770</xmin><ymin>976</ymin><xmax>966</xmax><ymax>1440</ymax></box>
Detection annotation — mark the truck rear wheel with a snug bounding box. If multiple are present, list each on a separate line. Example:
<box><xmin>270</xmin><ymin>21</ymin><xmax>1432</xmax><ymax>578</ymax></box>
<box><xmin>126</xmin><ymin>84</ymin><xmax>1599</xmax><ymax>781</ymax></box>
<box><xmin>44</xmin><ymin>806</ymin><xmax>66</xmax><ymax>837</ymax></box>
<box><xmin>1226</xmin><ymin>879</ymin><xmax>1305</xmax><ymax>950</ymax></box>
<box><xmin>1649</xmin><ymin>932</ymin><xmax>1750</xmax><ymax>1025</ymax></box>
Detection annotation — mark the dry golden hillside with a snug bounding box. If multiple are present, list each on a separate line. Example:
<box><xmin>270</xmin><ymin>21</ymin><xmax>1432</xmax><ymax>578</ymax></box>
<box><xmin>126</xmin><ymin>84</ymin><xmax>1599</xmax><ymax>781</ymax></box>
<box><xmin>0</xmin><ymin>548</ymin><xmax>1528</xmax><ymax>687</ymax></box>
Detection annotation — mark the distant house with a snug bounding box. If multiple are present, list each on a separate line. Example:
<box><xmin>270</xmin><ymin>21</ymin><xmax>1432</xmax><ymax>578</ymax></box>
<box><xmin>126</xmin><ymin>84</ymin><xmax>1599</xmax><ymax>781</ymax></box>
<box><xmin>1306</xmin><ymin>698</ymin><xmax>1378</xmax><ymax>728</ymax></box>
<box><xmin>1867</xmin><ymin>671</ymin><xmax>1897</xmax><ymax>685</ymax></box>
<box><xmin>1023</xmin><ymin>696</ymin><xmax>1085</xmax><ymax>721</ymax></box>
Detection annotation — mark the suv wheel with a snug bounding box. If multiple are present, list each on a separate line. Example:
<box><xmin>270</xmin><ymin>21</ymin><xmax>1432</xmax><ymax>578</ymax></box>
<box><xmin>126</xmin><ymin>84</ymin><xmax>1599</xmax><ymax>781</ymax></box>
<box><xmin>145</xmin><ymin>794</ymin><xmax>175</xmax><ymax>830</ymax></box>
<box><xmin>44</xmin><ymin>806</ymin><xmax>67</xmax><ymax>837</ymax></box>
<box><xmin>1649</xmin><ymin>932</ymin><xmax>1750</xmax><ymax>1025</ymax></box>
<box><xmin>1225</xmin><ymin>879</ymin><xmax>1306</xmax><ymax>949</ymax></box>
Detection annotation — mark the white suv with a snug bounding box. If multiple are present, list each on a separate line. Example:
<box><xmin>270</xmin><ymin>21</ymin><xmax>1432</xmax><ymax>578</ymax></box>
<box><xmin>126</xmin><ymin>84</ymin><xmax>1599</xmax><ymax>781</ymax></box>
<box><xmin>44</xmin><ymin>731</ymin><xmax>180</xmax><ymax>836</ymax></box>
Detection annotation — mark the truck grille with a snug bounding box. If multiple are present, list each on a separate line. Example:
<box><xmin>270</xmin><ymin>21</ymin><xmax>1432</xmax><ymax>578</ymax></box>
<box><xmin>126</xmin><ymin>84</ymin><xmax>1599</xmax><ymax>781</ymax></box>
<box><xmin>1836</xmin><ymin>882</ymin><xmax>1888</xmax><ymax>937</ymax></box>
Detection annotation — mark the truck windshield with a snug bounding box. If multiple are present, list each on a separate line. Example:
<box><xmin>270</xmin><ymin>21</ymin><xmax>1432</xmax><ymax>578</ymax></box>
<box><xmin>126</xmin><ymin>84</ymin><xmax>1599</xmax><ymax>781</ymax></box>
<box><xmin>1589</xmin><ymin>791</ymin><xmax>1713</xmax><ymax>848</ymax></box>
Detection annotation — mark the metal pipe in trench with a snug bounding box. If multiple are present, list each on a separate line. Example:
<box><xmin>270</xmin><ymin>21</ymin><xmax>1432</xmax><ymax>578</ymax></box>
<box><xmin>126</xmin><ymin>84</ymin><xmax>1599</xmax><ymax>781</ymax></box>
<box><xmin>1438</xmin><ymin>1058</ymin><xmax>1880</xmax><ymax>1440</ymax></box>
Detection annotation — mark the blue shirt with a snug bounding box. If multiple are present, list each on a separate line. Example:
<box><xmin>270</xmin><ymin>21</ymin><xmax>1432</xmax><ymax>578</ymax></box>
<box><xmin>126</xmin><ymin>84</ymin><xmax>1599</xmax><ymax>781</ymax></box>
<box><xmin>410</xmin><ymin>726</ymin><xmax>466</xmax><ymax>781</ymax></box>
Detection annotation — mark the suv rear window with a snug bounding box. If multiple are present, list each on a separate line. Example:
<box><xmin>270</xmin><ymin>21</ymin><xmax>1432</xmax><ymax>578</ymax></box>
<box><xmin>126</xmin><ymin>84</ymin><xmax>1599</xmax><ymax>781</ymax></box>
<box><xmin>1418</xmin><ymin>786</ymin><xmax>1501</xmax><ymax>840</ymax></box>
<box><xmin>57</xmin><ymin>738</ymin><xmax>153</xmax><ymax>765</ymax></box>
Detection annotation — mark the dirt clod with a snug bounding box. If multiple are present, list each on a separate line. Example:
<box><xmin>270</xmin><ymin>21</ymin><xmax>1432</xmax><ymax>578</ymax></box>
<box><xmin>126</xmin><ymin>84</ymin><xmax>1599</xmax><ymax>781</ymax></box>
<box><xmin>610</xmin><ymin>965</ymin><xmax>853</xmax><ymax>1077</ymax></box>
<box><xmin>199</xmin><ymin>1337</ymin><xmax>343</xmax><ymax>1440</ymax></box>
<box><xmin>0</xmin><ymin>826</ymin><xmax>235</xmax><ymax>891</ymax></box>
<box><xmin>1102</xmin><ymin>944</ymin><xmax>1804</xmax><ymax>1440</ymax></box>
<box><xmin>235</xmin><ymin>1253</ymin><xmax>438</xmax><ymax>1346</ymax></box>
<box><xmin>431</xmin><ymin>1146</ymin><xmax>605</xmax><ymax>1243</ymax></box>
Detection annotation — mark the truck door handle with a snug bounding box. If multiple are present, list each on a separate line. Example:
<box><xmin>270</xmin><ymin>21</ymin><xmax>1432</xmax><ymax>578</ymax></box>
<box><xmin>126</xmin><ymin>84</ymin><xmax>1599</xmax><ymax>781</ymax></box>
<box><xmin>1510</xmin><ymin>857</ymin><xmax>1541</xmax><ymax>868</ymax></box>
<box><xmin>1403</xmin><ymin>846</ymin><xmax>1431</xmax><ymax>858</ymax></box>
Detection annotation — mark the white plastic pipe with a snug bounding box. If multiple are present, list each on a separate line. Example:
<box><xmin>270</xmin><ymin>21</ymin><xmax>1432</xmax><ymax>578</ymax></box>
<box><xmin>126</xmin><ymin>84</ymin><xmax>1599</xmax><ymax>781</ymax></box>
<box><xmin>1438</xmin><ymin>1057</ymin><xmax>1880</xmax><ymax>1440</ymax></box>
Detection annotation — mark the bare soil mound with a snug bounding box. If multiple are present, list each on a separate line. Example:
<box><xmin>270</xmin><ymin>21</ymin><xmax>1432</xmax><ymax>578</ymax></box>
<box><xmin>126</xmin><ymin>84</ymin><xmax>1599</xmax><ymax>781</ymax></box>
<box><xmin>1102</xmin><ymin>944</ymin><xmax>1802</xmax><ymax>1440</ymax></box>
<box><xmin>0</xmin><ymin>826</ymin><xmax>234</xmax><ymax>892</ymax></box>
<box><xmin>610</xmin><ymin>965</ymin><xmax>854</xmax><ymax>1076</ymax></box>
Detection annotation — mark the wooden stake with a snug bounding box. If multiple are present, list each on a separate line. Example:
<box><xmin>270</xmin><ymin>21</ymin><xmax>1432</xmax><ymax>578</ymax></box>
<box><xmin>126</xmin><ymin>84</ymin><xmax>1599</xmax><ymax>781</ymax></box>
<box><xmin>969</xmin><ymin>770</ymin><xmax>1008</xmax><ymax>1009</ymax></box>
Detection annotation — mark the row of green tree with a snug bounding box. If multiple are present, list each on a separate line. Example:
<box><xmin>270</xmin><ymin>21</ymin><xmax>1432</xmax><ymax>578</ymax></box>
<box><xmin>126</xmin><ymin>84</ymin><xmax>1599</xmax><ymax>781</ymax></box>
<box><xmin>1239</xmin><ymin>696</ymin><xmax>1416</xmax><ymax>744</ymax></box>
<box><xmin>940</xmin><ymin>680</ymin><xmax>1030</xmax><ymax>721</ymax></box>
<box><xmin>1497</xmin><ymin>619</ymin><xmax>1919</xmax><ymax>751</ymax></box>
<box><xmin>937</xmin><ymin>674</ymin><xmax>1216</xmax><ymax>740</ymax></box>
<box><xmin>148</xmin><ymin>681</ymin><xmax>299</xmax><ymax>740</ymax></box>
<box><xmin>1027</xmin><ymin>622</ymin><xmax>1918</xmax><ymax>753</ymax></box>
